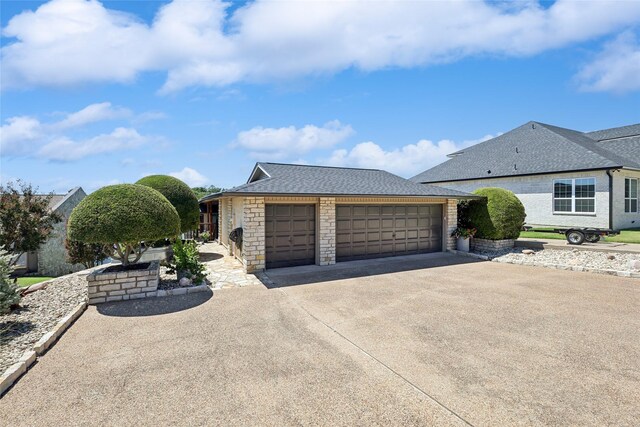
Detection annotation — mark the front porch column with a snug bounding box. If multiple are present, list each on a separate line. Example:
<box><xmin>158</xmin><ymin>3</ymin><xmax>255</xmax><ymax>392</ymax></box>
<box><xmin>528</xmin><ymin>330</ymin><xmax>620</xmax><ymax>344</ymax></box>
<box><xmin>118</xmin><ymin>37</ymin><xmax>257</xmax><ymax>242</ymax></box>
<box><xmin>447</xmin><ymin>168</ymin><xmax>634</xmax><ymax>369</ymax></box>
<box><xmin>242</xmin><ymin>197</ymin><xmax>265</xmax><ymax>273</ymax></box>
<box><xmin>318</xmin><ymin>197</ymin><xmax>336</xmax><ymax>265</ymax></box>
<box><xmin>446</xmin><ymin>199</ymin><xmax>458</xmax><ymax>251</ymax></box>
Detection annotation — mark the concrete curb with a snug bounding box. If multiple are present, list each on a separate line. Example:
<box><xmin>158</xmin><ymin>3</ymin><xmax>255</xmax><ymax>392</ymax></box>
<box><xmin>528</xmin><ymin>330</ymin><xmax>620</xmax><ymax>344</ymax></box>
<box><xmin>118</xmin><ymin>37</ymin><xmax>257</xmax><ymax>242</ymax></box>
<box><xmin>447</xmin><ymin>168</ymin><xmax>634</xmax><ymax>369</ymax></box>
<box><xmin>156</xmin><ymin>284</ymin><xmax>210</xmax><ymax>297</ymax></box>
<box><xmin>1</xmin><ymin>302</ymin><xmax>87</xmax><ymax>396</ymax></box>
<box><xmin>491</xmin><ymin>257</ymin><xmax>640</xmax><ymax>278</ymax></box>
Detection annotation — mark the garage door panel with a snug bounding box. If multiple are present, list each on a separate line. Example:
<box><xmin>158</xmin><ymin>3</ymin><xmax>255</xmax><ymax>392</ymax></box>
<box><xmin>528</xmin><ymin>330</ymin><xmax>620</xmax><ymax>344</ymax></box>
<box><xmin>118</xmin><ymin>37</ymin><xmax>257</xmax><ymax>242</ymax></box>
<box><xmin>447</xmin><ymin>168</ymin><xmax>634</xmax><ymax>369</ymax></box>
<box><xmin>266</xmin><ymin>204</ymin><xmax>315</xmax><ymax>269</ymax></box>
<box><xmin>336</xmin><ymin>204</ymin><xmax>442</xmax><ymax>262</ymax></box>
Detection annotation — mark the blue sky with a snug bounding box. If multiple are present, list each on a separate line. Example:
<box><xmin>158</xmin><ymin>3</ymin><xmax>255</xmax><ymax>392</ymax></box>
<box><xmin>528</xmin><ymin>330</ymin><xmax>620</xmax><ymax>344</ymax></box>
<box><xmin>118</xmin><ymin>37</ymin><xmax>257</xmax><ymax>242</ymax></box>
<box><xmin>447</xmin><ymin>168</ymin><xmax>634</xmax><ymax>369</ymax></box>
<box><xmin>1</xmin><ymin>0</ymin><xmax>639</xmax><ymax>193</ymax></box>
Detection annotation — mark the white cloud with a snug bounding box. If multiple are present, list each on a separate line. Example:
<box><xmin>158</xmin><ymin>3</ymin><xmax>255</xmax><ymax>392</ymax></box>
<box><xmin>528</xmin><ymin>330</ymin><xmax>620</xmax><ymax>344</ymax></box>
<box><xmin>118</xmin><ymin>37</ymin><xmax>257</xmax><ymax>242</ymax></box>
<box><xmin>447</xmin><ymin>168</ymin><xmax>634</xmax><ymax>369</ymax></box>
<box><xmin>37</xmin><ymin>127</ymin><xmax>149</xmax><ymax>161</ymax></box>
<box><xmin>3</xmin><ymin>0</ymin><xmax>640</xmax><ymax>93</ymax></box>
<box><xmin>169</xmin><ymin>167</ymin><xmax>208</xmax><ymax>186</ymax></box>
<box><xmin>234</xmin><ymin>120</ymin><xmax>353</xmax><ymax>159</ymax></box>
<box><xmin>52</xmin><ymin>102</ymin><xmax>131</xmax><ymax>130</ymax></box>
<box><xmin>576</xmin><ymin>31</ymin><xmax>640</xmax><ymax>93</ymax></box>
<box><xmin>0</xmin><ymin>116</ymin><xmax>42</xmax><ymax>155</ymax></box>
<box><xmin>327</xmin><ymin>135</ymin><xmax>494</xmax><ymax>177</ymax></box>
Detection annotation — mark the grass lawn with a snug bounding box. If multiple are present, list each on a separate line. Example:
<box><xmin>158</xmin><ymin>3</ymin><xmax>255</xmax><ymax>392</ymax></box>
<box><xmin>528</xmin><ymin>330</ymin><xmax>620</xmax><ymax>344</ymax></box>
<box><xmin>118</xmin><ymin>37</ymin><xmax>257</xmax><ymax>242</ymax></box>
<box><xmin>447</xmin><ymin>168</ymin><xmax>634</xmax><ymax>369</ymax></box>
<box><xmin>520</xmin><ymin>228</ymin><xmax>640</xmax><ymax>243</ymax></box>
<box><xmin>15</xmin><ymin>276</ymin><xmax>54</xmax><ymax>287</ymax></box>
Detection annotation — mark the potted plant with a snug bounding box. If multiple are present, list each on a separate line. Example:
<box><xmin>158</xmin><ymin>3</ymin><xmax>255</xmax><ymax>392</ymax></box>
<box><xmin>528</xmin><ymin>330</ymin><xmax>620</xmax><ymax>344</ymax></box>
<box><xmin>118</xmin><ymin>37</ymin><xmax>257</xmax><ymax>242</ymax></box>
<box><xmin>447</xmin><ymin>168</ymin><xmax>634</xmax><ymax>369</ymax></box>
<box><xmin>200</xmin><ymin>231</ymin><xmax>211</xmax><ymax>243</ymax></box>
<box><xmin>451</xmin><ymin>227</ymin><xmax>477</xmax><ymax>252</ymax></box>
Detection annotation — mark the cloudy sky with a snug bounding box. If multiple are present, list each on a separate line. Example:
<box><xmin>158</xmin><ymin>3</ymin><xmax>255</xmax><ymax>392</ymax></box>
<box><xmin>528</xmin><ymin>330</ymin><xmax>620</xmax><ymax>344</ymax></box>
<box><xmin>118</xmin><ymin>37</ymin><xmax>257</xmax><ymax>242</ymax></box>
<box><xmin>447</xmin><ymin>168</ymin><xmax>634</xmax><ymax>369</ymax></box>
<box><xmin>1</xmin><ymin>0</ymin><xmax>639</xmax><ymax>193</ymax></box>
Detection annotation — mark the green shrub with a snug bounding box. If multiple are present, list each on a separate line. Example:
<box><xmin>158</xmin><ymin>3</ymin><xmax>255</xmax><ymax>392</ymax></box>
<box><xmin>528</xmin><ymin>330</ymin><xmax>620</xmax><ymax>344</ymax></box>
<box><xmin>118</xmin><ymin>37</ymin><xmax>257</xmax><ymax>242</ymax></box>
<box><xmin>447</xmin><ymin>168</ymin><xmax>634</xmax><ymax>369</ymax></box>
<box><xmin>466</xmin><ymin>187</ymin><xmax>526</xmax><ymax>240</ymax></box>
<box><xmin>200</xmin><ymin>231</ymin><xmax>211</xmax><ymax>242</ymax></box>
<box><xmin>0</xmin><ymin>251</ymin><xmax>20</xmax><ymax>314</ymax></box>
<box><xmin>170</xmin><ymin>240</ymin><xmax>206</xmax><ymax>283</ymax></box>
<box><xmin>136</xmin><ymin>175</ymin><xmax>200</xmax><ymax>232</ymax></box>
<box><xmin>65</xmin><ymin>239</ymin><xmax>111</xmax><ymax>269</ymax></box>
<box><xmin>68</xmin><ymin>184</ymin><xmax>180</xmax><ymax>265</ymax></box>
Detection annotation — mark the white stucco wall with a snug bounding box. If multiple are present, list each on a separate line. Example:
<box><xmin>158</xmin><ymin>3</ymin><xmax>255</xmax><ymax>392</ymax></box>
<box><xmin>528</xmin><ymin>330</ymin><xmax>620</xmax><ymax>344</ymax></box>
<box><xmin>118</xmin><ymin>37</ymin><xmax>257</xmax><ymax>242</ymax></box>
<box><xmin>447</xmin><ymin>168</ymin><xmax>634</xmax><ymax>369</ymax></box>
<box><xmin>612</xmin><ymin>169</ymin><xmax>640</xmax><ymax>230</ymax></box>
<box><xmin>433</xmin><ymin>170</ymin><xmax>610</xmax><ymax>228</ymax></box>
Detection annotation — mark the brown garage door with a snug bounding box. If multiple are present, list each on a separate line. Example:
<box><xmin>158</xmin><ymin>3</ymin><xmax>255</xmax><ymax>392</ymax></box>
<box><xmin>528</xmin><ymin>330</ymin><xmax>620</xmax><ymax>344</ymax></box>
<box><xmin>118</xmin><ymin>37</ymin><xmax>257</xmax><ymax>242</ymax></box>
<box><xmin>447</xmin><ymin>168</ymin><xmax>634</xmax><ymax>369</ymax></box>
<box><xmin>265</xmin><ymin>204</ymin><xmax>316</xmax><ymax>269</ymax></box>
<box><xmin>336</xmin><ymin>204</ymin><xmax>442</xmax><ymax>262</ymax></box>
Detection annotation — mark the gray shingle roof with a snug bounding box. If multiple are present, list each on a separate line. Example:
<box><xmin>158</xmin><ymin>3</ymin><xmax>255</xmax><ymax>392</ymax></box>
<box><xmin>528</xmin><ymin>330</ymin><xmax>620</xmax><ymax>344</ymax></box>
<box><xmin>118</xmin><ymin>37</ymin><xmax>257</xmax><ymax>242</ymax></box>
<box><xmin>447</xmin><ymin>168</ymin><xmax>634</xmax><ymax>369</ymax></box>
<box><xmin>411</xmin><ymin>121</ymin><xmax>640</xmax><ymax>183</ymax></box>
<box><xmin>586</xmin><ymin>123</ymin><xmax>640</xmax><ymax>141</ymax></box>
<box><xmin>223</xmin><ymin>163</ymin><xmax>474</xmax><ymax>198</ymax></box>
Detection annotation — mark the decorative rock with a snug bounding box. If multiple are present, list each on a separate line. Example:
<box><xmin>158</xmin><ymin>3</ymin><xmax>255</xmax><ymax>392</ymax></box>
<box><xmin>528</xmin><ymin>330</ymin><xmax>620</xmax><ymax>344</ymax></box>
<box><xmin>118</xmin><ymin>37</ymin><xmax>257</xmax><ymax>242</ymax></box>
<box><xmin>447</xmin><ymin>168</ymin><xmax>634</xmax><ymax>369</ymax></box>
<box><xmin>522</xmin><ymin>249</ymin><xmax>535</xmax><ymax>255</ymax></box>
<box><xmin>607</xmin><ymin>254</ymin><xmax>616</xmax><ymax>260</ymax></box>
<box><xmin>629</xmin><ymin>259</ymin><xmax>640</xmax><ymax>271</ymax></box>
<box><xmin>179</xmin><ymin>277</ymin><xmax>192</xmax><ymax>287</ymax></box>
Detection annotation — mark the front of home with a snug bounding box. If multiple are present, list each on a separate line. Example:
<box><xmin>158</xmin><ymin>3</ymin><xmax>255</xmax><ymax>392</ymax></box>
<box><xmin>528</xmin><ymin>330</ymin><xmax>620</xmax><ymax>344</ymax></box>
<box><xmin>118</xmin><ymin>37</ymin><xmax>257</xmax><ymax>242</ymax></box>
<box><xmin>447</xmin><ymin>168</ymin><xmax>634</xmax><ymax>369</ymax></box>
<box><xmin>411</xmin><ymin>122</ymin><xmax>640</xmax><ymax>231</ymax></box>
<box><xmin>207</xmin><ymin>163</ymin><xmax>475</xmax><ymax>273</ymax></box>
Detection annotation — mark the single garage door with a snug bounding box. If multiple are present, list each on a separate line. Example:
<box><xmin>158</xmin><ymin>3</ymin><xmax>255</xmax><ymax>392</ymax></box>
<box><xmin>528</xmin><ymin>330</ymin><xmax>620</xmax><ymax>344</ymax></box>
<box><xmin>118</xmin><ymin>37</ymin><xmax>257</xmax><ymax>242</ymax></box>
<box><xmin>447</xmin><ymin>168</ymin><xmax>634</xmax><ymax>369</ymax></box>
<box><xmin>336</xmin><ymin>204</ymin><xmax>442</xmax><ymax>262</ymax></box>
<box><xmin>265</xmin><ymin>204</ymin><xmax>316</xmax><ymax>269</ymax></box>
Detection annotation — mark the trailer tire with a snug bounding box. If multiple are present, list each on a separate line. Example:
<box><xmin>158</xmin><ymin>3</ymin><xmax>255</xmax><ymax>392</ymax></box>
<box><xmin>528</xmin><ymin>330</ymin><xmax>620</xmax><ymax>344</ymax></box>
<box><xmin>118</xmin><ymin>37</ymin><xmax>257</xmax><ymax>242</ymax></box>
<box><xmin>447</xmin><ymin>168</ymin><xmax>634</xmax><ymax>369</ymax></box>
<box><xmin>566</xmin><ymin>230</ymin><xmax>585</xmax><ymax>245</ymax></box>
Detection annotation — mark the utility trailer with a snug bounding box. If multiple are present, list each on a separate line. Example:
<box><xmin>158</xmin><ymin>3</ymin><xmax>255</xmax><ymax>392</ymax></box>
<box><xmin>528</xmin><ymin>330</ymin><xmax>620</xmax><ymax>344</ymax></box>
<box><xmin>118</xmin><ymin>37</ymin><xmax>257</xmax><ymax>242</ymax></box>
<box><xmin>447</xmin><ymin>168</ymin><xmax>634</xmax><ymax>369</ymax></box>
<box><xmin>523</xmin><ymin>226</ymin><xmax>619</xmax><ymax>245</ymax></box>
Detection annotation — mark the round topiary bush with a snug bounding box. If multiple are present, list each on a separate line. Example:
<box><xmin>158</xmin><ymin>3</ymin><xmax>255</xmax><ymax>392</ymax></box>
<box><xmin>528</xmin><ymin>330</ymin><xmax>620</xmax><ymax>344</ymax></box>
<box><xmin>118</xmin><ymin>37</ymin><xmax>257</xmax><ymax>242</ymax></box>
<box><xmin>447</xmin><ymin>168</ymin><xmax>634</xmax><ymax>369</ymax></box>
<box><xmin>68</xmin><ymin>184</ymin><xmax>181</xmax><ymax>265</ymax></box>
<box><xmin>136</xmin><ymin>175</ymin><xmax>200</xmax><ymax>232</ymax></box>
<box><xmin>466</xmin><ymin>187</ymin><xmax>526</xmax><ymax>240</ymax></box>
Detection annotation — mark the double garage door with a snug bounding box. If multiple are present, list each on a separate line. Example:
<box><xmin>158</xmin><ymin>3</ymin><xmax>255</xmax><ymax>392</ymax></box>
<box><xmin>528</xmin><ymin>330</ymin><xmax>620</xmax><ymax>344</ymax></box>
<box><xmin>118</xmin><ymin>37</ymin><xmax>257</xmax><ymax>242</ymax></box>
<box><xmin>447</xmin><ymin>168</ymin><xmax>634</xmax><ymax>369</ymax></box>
<box><xmin>265</xmin><ymin>203</ymin><xmax>443</xmax><ymax>268</ymax></box>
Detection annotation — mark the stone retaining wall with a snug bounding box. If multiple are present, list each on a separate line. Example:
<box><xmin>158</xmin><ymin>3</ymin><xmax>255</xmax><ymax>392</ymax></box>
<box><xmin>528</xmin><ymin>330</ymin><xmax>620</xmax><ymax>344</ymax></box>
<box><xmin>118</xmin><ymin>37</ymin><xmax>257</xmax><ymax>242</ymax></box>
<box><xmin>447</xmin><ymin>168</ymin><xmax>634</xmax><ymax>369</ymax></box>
<box><xmin>471</xmin><ymin>238</ymin><xmax>515</xmax><ymax>251</ymax></box>
<box><xmin>87</xmin><ymin>261</ymin><xmax>160</xmax><ymax>304</ymax></box>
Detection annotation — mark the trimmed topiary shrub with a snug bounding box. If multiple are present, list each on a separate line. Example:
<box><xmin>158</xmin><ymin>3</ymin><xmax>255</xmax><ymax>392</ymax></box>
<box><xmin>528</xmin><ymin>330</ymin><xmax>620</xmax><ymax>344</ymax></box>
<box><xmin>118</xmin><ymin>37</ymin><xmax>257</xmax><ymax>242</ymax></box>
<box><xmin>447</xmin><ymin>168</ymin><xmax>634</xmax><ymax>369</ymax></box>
<box><xmin>136</xmin><ymin>175</ymin><xmax>199</xmax><ymax>232</ymax></box>
<box><xmin>0</xmin><ymin>250</ymin><xmax>20</xmax><ymax>314</ymax></box>
<box><xmin>466</xmin><ymin>187</ymin><xmax>526</xmax><ymax>240</ymax></box>
<box><xmin>68</xmin><ymin>184</ymin><xmax>180</xmax><ymax>266</ymax></box>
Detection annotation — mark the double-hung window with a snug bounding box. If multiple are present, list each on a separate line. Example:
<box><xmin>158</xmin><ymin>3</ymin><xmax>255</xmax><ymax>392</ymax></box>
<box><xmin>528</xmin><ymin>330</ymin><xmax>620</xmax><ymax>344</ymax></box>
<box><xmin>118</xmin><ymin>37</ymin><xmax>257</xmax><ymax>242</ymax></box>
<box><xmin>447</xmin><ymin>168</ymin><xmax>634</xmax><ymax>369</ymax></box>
<box><xmin>553</xmin><ymin>178</ymin><xmax>596</xmax><ymax>214</ymax></box>
<box><xmin>625</xmin><ymin>178</ymin><xmax>638</xmax><ymax>213</ymax></box>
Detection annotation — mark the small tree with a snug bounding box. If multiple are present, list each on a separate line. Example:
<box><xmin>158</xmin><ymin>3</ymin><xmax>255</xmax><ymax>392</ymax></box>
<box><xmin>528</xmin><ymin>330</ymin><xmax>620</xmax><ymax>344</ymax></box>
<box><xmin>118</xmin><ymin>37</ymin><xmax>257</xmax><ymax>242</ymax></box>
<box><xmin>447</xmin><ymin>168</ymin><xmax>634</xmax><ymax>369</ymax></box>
<box><xmin>0</xmin><ymin>251</ymin><xmax>20</xmax><ymax>315</ymax></box>
<box><xmin>136</xmin><ymin>175</ymin><xmax>200</xmax><ymax>232</ymax></box>
<box><xmin>68</xmin><ymin>184</ymin><xmax>181</xmax><ymax>266</ymax></box>
<box><xmin>65</xmin><ymin>239</ymin><xmax>111</xmax><ymax>269</ymax></box>
<box><xmin>0</xmin><ymin>181</ymin><xmax>62</xmax><ymax>265</ymax></box>
<box><xmin>466</xmin><ymin>187</ymin><xmax>526</xmax><ymax>240</ymax></box>
<box><xmin>191</xmin><ymin>185</ymin><xmax>223</xmax><ymax>200</ymax></box>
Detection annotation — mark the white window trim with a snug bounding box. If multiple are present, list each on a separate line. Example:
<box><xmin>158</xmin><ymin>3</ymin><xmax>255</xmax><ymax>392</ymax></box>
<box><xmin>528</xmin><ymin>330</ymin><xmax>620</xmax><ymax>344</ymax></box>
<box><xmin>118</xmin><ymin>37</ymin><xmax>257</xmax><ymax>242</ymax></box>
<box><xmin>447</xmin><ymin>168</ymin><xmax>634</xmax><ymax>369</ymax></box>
<box><xmin>624</xmin><ymin>177</ymin><xmax>639</xmax><ymax>213</ymax></box>
<box><xmin>552</xmin><ymin>177</ymin><xmax>596</xmax><ymax>215</ymax></box>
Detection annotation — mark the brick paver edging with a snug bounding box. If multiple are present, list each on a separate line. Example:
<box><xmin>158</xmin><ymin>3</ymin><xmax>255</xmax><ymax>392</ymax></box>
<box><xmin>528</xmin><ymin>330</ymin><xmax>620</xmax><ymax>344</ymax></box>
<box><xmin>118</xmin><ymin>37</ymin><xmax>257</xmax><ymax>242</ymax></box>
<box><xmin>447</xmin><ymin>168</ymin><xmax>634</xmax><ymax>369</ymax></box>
<box><xmin>1</xmin><ymin>302</ymin><xmax>87</xmax><ymax>396</ymax></box>
<box><xmin>452</xmin><ymin>250</ymin><xmax>640</xmax><ymax>279</ymax></box>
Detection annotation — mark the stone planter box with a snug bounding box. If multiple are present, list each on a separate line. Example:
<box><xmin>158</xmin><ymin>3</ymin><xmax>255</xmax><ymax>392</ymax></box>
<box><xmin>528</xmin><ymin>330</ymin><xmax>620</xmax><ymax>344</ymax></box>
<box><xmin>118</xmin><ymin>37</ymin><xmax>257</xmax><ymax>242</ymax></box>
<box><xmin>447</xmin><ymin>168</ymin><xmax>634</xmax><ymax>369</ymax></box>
<box><xmin>471</xmin><ymin>238</ymin><xmax>515</xmax><ymax>251</ymax></box>
<box><xmin>87</xmin><ymin>261</ymin><xmax>160</xmax><ymax>305</ymax></box>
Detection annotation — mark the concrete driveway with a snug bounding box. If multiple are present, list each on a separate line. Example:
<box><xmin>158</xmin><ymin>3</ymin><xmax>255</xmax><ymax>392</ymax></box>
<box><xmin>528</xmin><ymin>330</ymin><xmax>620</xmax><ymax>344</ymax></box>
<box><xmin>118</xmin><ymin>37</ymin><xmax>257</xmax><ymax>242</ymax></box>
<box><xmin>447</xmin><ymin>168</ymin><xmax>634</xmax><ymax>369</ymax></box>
<box><xmin>1</xmin><ymin>254</ymin><xmax>639</xmax><ymax>426</ymax></box>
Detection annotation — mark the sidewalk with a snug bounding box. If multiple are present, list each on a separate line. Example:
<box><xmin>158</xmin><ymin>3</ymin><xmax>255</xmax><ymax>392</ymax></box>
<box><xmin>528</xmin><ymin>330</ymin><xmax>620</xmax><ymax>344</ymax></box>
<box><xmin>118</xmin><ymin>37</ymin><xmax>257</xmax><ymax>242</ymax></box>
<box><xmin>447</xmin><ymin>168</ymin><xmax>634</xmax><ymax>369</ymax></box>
<box><xmin>516</xmin><ymin>238</ymin><xmax>640</xmax><ymax>254</ymax></box>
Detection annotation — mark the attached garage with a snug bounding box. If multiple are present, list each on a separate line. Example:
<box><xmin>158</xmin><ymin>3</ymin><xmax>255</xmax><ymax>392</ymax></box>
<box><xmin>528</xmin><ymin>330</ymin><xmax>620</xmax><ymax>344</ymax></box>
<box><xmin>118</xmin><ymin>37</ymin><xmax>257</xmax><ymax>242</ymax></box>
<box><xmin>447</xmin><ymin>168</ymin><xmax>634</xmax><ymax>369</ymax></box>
<box><xmin>213</xmin><ymin>162</ymin><xmax>475</xmax><ymax>273</ymax></box>
<box><xmin>265</xmin><ymin>204</ymin><xmax>316</xmax><ymax>268</ymax></box>
<box><xmin>336</xmin><ymin>204</ymin><xmax>442</xmax><ymax>261</ymax></box>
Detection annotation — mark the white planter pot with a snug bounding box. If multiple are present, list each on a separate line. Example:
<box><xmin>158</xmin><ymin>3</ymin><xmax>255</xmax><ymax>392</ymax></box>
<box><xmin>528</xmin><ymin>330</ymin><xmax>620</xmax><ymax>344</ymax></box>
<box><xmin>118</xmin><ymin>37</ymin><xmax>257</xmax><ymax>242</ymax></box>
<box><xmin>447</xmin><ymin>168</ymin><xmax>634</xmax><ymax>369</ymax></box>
<box><xmin>456</xmin><ymin>237</ymin><xmax>470</xmax><ymax>252</ymax></box>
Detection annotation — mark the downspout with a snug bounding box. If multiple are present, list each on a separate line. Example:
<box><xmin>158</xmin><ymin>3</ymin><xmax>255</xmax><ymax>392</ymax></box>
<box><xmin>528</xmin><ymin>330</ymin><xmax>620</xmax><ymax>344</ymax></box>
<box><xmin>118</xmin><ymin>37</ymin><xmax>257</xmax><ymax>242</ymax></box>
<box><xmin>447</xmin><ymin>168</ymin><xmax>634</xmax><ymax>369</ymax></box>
<box><xmin>606</xmin><ymin>169</ymin><xmax>614</xmax><ymax>230</ymax></box>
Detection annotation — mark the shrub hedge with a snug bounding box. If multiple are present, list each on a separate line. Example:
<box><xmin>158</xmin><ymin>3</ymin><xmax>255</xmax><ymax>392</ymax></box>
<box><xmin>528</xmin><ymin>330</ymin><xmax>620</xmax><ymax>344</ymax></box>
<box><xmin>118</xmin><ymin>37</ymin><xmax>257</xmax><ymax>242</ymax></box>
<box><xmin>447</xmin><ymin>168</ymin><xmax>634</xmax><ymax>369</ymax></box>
<box><xmin>136</xmin><ymin>175</ymin><xmax>200</xmax><ymax>232</ymax></box>
<box><xmin>68</xmin><ymin>184</ymin><xmax>181</xmax><ymax>245</ymax></box>
<box><xmin>466</xmin><ymin>187</ymin><xmax>526</xmax><ymax>240</ymax></box>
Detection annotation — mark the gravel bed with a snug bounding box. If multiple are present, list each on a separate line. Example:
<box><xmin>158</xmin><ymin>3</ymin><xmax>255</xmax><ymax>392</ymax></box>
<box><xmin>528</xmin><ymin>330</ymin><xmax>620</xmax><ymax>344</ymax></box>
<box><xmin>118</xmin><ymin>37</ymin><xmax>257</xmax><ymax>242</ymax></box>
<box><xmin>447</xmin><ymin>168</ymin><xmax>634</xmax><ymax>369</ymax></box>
<box><xmin>157</xmin><ymin>265</ymin><xmax>207</xmax><ymax>290</ymax></box>
<box><xmin>1</xmin><ymin>274</ymin><xmax>87</xmax><ymax>373</ymax></box>
<box><xmin>474</xmin><ymin>248</ymin><xmax>640</xmax><ymax>273</ymax></box>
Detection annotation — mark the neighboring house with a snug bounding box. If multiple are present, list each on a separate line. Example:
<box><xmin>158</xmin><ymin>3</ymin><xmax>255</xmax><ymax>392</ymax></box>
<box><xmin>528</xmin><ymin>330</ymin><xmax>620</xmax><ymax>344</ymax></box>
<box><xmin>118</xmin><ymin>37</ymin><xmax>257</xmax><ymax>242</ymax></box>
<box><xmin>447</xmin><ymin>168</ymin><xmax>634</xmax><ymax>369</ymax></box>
<box><xmin>207</xmin><ymin>162</ymin><xmax>474</xmax><ymax>273</ymax></box>
<box><xmin>21</xmin><ymin>187</ymin><xmax>87</xmax><ymax>276</ymax></box>
<box><xmin>411</xmin><ymin>122</ymin><xmax>640</xmax><ymax>230</ymax></box>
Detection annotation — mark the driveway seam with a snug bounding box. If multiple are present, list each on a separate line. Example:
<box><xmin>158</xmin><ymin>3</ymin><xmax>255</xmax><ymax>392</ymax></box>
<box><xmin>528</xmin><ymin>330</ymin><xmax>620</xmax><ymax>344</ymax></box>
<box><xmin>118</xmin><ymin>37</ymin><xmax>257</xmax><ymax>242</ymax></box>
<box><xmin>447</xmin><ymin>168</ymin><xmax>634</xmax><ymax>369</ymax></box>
<box><xmin>278</xmin><ymin>288</ymin><xmax>475</xmax><ymax>427</ymax></box>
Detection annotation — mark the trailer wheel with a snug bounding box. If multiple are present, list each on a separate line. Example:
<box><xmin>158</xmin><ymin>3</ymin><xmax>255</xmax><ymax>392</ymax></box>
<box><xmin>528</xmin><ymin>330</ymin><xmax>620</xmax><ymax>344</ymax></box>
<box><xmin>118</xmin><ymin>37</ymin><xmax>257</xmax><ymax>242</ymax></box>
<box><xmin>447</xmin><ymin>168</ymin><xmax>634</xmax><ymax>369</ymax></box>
<box><xmin>566</xmin><ymin>230</ymin><xmax>585</xmax><ymax>245</ymax></box>
<box><xmin>585</xmin><ymin>234</ymin><xmax>600</xmax><ymax>243</ymax></box>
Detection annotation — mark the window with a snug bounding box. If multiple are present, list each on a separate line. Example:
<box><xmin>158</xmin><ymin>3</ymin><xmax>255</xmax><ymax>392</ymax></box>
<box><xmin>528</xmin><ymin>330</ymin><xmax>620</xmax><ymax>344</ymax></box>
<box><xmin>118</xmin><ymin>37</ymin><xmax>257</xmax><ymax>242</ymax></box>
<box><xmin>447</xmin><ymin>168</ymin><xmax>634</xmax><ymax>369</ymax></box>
<box><xmin>553</xmin><ymin>178</ymin><xmax>596</xmax><ymax>214</ymax></box>
<box><xmin>625</xmin><ymin>178</ymin><xmax>638</xmax><ymax>213</ymax></box>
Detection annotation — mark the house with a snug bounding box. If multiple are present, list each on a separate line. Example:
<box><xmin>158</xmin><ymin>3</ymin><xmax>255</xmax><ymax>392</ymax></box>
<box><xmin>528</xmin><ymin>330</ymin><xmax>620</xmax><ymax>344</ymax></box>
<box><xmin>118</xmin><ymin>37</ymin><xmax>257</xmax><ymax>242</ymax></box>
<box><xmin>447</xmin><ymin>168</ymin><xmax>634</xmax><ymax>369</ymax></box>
<box><xmin>411</xmin><ymin>122</ymin><xmax>640</xmax><ymax>231</ymax></box>
<box><xmin>207</xmin><ymin>162</ymin><xmax>475</xmax><ymax>273</ymax></box>
<box><xmin>20</xmin><ymin>187</ymin><xmax>87</xmax><ymax>276</ymax></box>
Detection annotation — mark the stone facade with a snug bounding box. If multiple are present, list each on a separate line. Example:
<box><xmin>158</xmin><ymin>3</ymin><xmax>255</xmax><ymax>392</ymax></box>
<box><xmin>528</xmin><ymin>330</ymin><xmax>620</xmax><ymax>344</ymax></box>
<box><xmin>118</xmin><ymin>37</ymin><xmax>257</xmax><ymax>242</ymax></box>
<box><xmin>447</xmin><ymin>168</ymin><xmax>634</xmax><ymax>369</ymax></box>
<box><xmin>38</xmin><ymin>187</ymin><xmax>87</xmax><ymax>277</ymax></box>
<box><xmin>471</xmin><ymin>238</ymin><xmax>515</xmax><ymax>251</ymax></box>
<box><xmin>87</xmin><ymin>261</ymin><xmax>160</xmax><ymax>304</ymax></box>
<box><xmin>446</xmin><ymin>199</ymin><xmax>458</xmax><ymax>251</ymax></box>
<box><xmin>318</xmin><ymin>198</ymin><xmax>336</xmax><ymax>265</ymax></box>
<box><xmin>242</xmin><ymin>197</ymin><xmax>265</xmax><ymax>273</ymax></box>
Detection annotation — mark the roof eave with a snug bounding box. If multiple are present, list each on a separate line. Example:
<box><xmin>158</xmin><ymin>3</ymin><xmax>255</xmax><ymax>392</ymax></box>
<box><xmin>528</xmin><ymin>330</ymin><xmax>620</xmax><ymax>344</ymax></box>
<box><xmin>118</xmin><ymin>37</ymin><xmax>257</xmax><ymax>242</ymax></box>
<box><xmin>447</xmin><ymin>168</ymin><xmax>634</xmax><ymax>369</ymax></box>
<box><xmin>218</xmin><ymin>191</ymin><xmax>479</xmax><ymax>199</ymax></box>
<box><xmin>416</xmin><ymin>166</ymin><xmax>623</xmax><ymax>184</ymax></box>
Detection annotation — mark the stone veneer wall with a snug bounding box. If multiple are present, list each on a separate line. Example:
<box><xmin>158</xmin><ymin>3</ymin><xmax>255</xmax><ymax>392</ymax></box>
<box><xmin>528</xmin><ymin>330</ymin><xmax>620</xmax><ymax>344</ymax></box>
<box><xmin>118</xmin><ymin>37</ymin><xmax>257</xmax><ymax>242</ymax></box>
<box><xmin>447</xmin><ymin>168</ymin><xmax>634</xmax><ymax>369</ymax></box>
<box><xmin>87</xmin><ymin>261</ymin><xmax>160</xmax><ymax>304</ymax></box>
<box><xmin>471</xmin><ymin>238</ymin><xmax>515</xmax><ymax>251</ymax></box>
<box><xmin>446</xmin><ymin>199</ymin><xmax>458</xmax><ymax>251</ymax></box>
<box><xmin>318</xmin><ymin>198</ymin><xmax>336</xmax><ymax>265</ymax></box>
<box><xmin>242</xmin><ymin>197</ymin><xmax>265</xmax><ymax>273</ymax></box>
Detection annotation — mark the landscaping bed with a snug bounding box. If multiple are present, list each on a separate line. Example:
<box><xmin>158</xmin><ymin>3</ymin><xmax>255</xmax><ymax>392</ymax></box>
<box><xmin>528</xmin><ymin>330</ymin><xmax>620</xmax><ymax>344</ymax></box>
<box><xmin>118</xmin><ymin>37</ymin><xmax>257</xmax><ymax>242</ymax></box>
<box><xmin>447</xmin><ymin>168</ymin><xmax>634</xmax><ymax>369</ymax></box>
<box><xmin>158</xmin><ymin>264</ymin><xmax>208</xmax><ymax>290</ymax></box>
<box><xmin>1</xmin><ymin>274</ymin><xmax>87</xmax><ymax>374</ymax></box>
<box><xmin>472</xmin><ymin>248</ymin><xmax>640</xmax><ymax>277</ymax></box>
